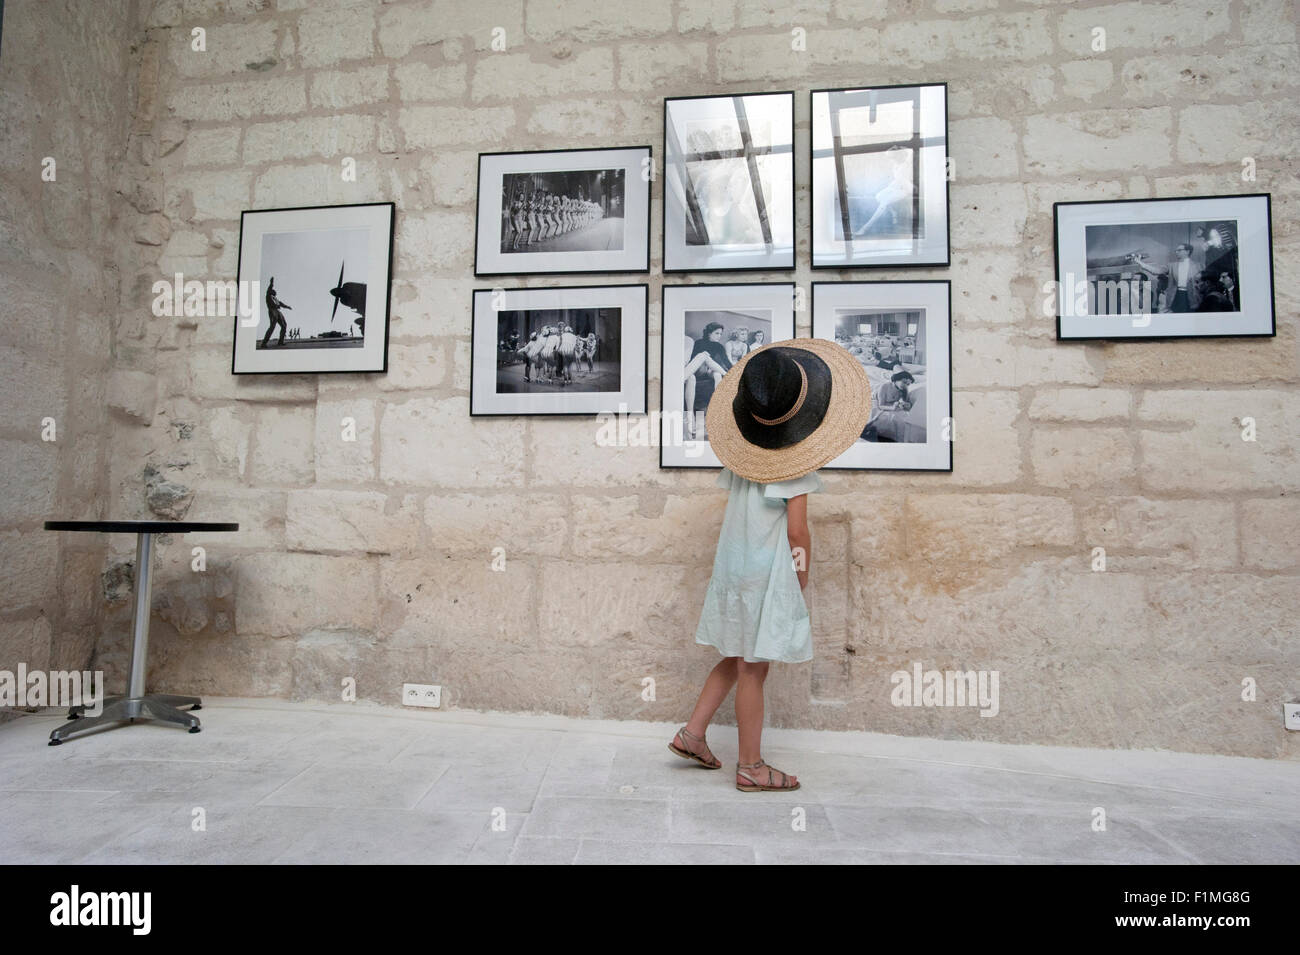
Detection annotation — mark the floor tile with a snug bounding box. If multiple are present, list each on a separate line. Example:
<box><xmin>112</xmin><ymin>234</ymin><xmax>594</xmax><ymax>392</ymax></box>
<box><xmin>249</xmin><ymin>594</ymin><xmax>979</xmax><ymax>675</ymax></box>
<box><xmin>257</xmin><ymin>761</ymin><xmax>448</xmax><ymax>810</ymax></box>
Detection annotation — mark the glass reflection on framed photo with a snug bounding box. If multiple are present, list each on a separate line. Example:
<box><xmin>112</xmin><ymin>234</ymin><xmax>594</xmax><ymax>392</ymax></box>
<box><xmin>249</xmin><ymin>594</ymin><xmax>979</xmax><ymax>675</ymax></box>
<box><xmin>659</xmin><ymin>283</ymin><xmax>796</xmax><ymax>468</ymax></box>
<box><xmin>811</xmin><ymin>84</ymin><xmax>949</xmax><ymax>269</ymax></box>
<box><xmin>663</xmin><ymin>92</ymin><xmax>795</xmax><ymax>272</ymax></box>
<box><xmin>811</xmin><ymin>281</ymin><xmax>952</xmax><ymax>472</ymax></box>
<box><xmin>1054</xmin><ymin>193</ymin><xmax>1275</xmax><ymax>341</ymax></box>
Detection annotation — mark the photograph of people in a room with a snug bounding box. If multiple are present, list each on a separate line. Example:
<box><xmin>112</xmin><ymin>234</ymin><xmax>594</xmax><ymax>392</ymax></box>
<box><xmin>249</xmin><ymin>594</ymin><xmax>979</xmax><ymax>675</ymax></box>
<box><xmin>255</xmin><ymin>227</ymin><xmax>370</xmax><ymax>349</ymax></box>
<box><xmin>495</xmin><ymin>307</ymin><xmax>621</xmax><ymax>394</ymax></box>
<box><xmin>680</xmin><ymin>308</ymin><xmax>773</xmax><ymax>442</ymax></box>
<box><xmin>811</xmin><ymin>280</ymin><xmax>950</xmax><ymax>471</ymax></box>
<box><xmin>835</xmin><ymin>308</ymin><xmax>927</xmax><ymax>444</ymax></box>
<box><xmin>500</xmin><ymin>168</ymin><xmax>625</xmax><ymax>254</ymax></box>
<box><xmin>1085</xmin><ymin>220</ymin><xmax>1241</xmax><ymax>316</ymax></box>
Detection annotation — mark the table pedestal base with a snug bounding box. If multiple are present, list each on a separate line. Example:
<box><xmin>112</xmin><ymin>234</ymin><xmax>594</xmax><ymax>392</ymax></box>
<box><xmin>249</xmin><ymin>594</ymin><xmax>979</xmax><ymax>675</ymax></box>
<box><xmin>49</xmin><ymin>694</ymin><xmax>201</xmax><ymax>745</ymax></box>
<box><xmin>42</xmin><ymin>520</ymin><xmax>235</xmax><ymax>749</ymax></box>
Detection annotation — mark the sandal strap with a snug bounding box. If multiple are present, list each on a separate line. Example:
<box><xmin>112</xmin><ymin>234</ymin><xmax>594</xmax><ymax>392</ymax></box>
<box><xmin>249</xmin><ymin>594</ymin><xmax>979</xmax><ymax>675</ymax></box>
<box><xmin>677</xmin><ymin>727</ymin><xmax>718</xmax><ymax>766</ymax></box>
<box><xmin>737</xmin><ymin>759</ymin><xmax>791</xmax><ymax>787</ymax></box>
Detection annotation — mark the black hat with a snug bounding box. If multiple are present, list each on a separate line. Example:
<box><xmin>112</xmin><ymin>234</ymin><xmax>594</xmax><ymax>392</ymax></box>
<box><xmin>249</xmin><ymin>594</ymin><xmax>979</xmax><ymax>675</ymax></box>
<box><xmin>732</xmin><ymin>347</ymin><xmax>832</xmax><ymax>450</ymax></box>
<box><xmin>705</xmin><ymin>339</ymin><xmax>872</xmax><ymax>483</ymax></box>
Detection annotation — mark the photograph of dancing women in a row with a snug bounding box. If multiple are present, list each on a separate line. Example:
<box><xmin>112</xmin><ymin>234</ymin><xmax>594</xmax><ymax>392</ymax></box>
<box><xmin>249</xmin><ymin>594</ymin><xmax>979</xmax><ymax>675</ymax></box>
<box><xmin>500</xmin><ymin>169</ymin><xmax>626</xmax><ymax>254</ymax></box>
<box><xmin>681</xmin><ymin>308</ymin><xmax>772</xmax><ymax>441</ymax></box>
<box><xmin>495</xmin><ymin>307</ymin><xmax>622</xmax><ymax>394</ymax></box>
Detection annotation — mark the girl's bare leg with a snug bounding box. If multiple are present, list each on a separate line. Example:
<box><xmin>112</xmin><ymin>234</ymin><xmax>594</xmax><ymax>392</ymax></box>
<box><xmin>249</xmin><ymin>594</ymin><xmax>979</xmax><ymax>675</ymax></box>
<box><xmin>855</xmin><ymin>196</ymin><xmax>901</xmax><ymax>236</ymax></box>
<box><xmin>683</xmin><ymin>351</ymin><xmax>711</xmax><ymax>375</ymax></box>
<box><xmin>673</xmin><ymin>657</ymin><xmax>739</xmax><ymax>767</ymax></box>
<box><xmin>685</xmin><ymin>656</ymin><xmax>738</xmax><ymax>738</ymax></box>
<box><xmin>683</xmin><ymin>375</ymin><xmax>697</xmax><ymax>439</ymax></box>
<box><xmin>736</xmin><ymin>659</ymin><xmax>798</xmax><ymax>787</ymax></box>
<box><xmin>735</xmin><ymin>659</ymin><xmax>769</xmax><ymax>764</ymax></box>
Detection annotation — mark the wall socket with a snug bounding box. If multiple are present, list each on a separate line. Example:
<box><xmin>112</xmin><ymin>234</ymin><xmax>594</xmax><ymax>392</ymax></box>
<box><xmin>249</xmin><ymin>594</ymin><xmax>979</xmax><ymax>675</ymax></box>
<box><xmin>402</xmin><ymin>683</ymin><xmax>441</xmax><ymax>708</ymax></box>
<box><xmin>1284</xmin><ymin>703</ymin><xmax>1300</xmax><ymax>731</ymax></box>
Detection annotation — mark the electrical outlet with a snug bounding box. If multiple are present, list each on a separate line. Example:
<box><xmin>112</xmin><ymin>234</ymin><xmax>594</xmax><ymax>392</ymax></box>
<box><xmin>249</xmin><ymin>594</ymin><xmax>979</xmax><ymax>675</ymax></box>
<box><xmin>402</xmin><ymin>683</ymin><xmax>441</xmax><ymax>708</ymax></box>
<box><xmin>1284</xmin><ymin>703</ymin><xmax>1300</xmax><ymax>731</ymax></box>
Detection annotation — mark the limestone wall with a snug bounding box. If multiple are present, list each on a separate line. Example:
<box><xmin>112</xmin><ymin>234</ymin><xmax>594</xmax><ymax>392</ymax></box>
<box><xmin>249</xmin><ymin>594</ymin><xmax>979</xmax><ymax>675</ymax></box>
<box><xmin>0</xmin><ymin>0</ymin><xmax>140</xmax><ymax>715</ymax></box>
<box><xmin>48</xmin><ymin>0</ymin><xmax>1300</xmax><ymax>755</ymax></box>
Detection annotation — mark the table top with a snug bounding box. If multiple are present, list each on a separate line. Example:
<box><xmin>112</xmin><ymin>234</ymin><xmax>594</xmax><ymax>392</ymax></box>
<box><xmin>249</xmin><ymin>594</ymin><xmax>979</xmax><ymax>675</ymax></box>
<box><xmin>44</xmin><ymin>521</ymin><xmax>240</xmax><ymax>533</ymax></box>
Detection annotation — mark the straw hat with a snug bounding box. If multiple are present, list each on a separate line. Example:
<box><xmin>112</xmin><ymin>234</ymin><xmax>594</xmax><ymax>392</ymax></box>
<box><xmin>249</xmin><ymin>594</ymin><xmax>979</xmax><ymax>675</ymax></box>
<box><xmin>705</xmin><ymin>339</ymin><xmax>871</xmax><ymax>483</ymax></box>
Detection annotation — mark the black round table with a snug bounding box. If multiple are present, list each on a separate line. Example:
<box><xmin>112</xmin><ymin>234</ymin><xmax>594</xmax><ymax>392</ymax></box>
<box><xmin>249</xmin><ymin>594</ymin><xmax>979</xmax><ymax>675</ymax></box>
<box><xmin>43</xmin><ymin>520</ymin><xmax>239</xmax><ymax>745</ymax></box>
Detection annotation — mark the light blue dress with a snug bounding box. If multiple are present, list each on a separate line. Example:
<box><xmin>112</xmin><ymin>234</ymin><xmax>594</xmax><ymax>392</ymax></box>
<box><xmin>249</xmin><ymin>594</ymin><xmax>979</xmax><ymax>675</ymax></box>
<box><xmin>694</xmin><ymin>467</ymin><xmax>824</xmax><ymax>663</ymax></box>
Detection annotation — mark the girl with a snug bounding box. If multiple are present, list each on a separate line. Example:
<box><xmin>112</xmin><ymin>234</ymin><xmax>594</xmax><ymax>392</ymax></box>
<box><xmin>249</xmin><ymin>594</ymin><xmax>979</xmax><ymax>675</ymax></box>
<box><xmin>557</xmin><ymin>324</ymin><xmax>578</xmax><ymax>385</ymax></box>
<box><xmin>523</xmin><ymin>192</ymin><xmax>538</xmax><ymax>247</ymax></box>
<box><xmin>726</xmin><ymin>328</ymin><xmax>750</xmax><ymax>364</ymax></box>
<box><xmin>854</xmin><ymin>145</ymin><xmax>913</xmax><ymax>237</ymax></box>
<box><xmin>520</xmin><ymin>331</ymin><xmax>541</xmax><ymax>382</ymax></box>
<box><xmin>682</xmin><ymin>322</ymin><xmax>731</xmax><ymax>441</ymax></box>
<box><xmin>509</xmin><ymin>188</ymin><xmax>526</xmax><ymax>251</ymax></box>
<box><xmin>539</xmin><ymin>324</ymin><xmax>561</xmax><ymax>381</ymax></box>
<box><xmin>668</xmin><ymin>340</ymin><xmax>871</xmax><ymax>792</ymax></box>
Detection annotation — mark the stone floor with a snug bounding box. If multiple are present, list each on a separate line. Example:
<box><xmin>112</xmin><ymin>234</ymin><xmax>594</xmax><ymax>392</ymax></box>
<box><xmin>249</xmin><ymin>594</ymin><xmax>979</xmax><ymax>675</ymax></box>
<box><xmin>0</xmin><ymin>698</ymin><xmax>1296</xmax><ymax>864</ymax></box>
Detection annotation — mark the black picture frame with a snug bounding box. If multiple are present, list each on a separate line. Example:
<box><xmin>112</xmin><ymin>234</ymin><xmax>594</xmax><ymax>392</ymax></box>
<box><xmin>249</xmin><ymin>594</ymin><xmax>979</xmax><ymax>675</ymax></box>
<box><xmin>473</xmin><ymin>146</ymin><xmax>652</xmax><ymax>277</ymax></box>
<box><xmin>662</xmin><ymin>91</ymin><xmax>796</xmax><ymax>274</ymax></box>
<box><xmin>810</xmin><ymin>83</ymin><xmax>951</xmax><ymax>271</ymax></box>
<box><xmin>232</xmin><ymin>201</ymin><xmax>395</xmax><ymax>375</ymax></box>
<box><xmin>469</xmin><ymin>283</ymin><xmax>649</xmax><ymax>416</ymax></box>
<box><xmin>808</xmin><ymin>280</ymin><xmax>953</xmax><ymax>472</ymax></box>
<box><xmin>659</xmin><ymin>281</ymin><xmax>798</xmax><ymax>468</ymax></box>
<box><xmin>1053</xmin><ymin>193</ymin><xmax>1276</xmax><ymax>342</ymax></box>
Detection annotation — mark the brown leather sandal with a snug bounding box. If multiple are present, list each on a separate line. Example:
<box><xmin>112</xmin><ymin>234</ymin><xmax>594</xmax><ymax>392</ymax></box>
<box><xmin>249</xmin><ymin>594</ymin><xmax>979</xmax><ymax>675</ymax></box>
<box><xmin>736</xmin><ymin>759</ymin><xmax>800</xmax><ymax>792</ymax></box>
<box><xmin>668</xmin><ymin>726</ymin><xmax>721</xmax><ymax>769</ymax></box>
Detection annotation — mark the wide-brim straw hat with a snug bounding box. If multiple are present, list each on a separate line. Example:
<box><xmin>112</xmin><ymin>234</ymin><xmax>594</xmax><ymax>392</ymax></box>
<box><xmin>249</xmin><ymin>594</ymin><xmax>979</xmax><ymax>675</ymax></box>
<box><xmin>705</xmin><ymin>338</ymin><xmax>871</xmax><ymax>483</ymax></box>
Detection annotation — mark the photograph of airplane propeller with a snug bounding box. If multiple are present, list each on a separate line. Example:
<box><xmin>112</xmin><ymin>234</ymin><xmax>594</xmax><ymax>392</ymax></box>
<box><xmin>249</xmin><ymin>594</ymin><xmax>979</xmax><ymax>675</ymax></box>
<box><xmin>328</xmin><ymin>260</ymin><xmax>367</xmax><ymax>337</ymax></box>
<box><xmin>234</xmin><ymin>201</ymin><xmax>394</xmax><ymax>374</ymax></box>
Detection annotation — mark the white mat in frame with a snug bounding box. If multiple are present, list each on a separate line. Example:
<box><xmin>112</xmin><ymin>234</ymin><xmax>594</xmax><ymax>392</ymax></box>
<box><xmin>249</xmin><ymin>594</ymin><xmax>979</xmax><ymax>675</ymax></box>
<box><xmin>470</xmin><ymin>283</ymin><xmax>647</xmax><ymax>416</ymax></box>
<box><xmin>474</xmin><ymin>146</ymin><xmax>652</xmax><ymax>277</ymax></box>
<box><xmin>811</xmin><ymin>280</ymin><xmax>952</xmax><ymax>471</ymax></box>
<box><xmin>1054</xmin><ymin>193</ymin><xmax>1274</xmax><ymax>341</ymax></box>
<box><xmin>811</xmin><ymin>83</ymin><xmax>949</xmax><ymax>270</ymax></box>
<box><xmin>660</xmin><ymin>282</ymin><xmax>796</xmax><ymax>468</ymax></box>
<box><xmin>233</xmin><ymin>202</ymin><xmax>394</xmax><ymax>374</ymax></box>
<box><xmin>663</xmin><ymin>92</ymin><xmax>795</xmax><ymax>273</ymax></box>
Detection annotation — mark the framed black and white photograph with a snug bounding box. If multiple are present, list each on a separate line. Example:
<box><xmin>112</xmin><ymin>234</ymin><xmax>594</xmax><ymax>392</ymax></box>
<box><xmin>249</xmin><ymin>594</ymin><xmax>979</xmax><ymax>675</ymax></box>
<box><xmin>660</xmin><ymin>283</ymin><xmax>796</xmax><ymax>468</ymax></box>
<box><xmin>663</xmin><ymin>92</ymin><xmax>795</xmax><ymax>273</ymax></box>
<box><xmin>474</xmin><ymin>147</ymin><xmax>651</xmax><ymax>276</ymax></box>
<box><xmin>470</xmin><ymin>284</ymin><xmax>647</xmax><ymax>416</ymax></box>
<box><xmin>233</xmin><ymin>202</ymin><xmax>394</xmax><ymax>374</ymax></box>
<box><xmin>811</xmin><ymin>281</ymin><xmax>952</xmax><ymax>471</ymax></box>
<box><xmin>1054</xmin><ymin>193</ymin><xmax>1275</xmax><ymax>341</ymax></box>
<box><xmin>811</xmin><ymin>84</ymin><xmax>949</xmax><ymax>269</ymax></box>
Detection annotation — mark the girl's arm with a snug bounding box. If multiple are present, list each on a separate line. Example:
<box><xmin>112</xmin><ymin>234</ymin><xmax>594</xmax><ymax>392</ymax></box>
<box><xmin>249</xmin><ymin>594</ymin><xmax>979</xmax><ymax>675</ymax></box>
<box><xmin>787</xmin><ymin>493</ymin><xmax>811</xmax><ymax>591</ymax></box>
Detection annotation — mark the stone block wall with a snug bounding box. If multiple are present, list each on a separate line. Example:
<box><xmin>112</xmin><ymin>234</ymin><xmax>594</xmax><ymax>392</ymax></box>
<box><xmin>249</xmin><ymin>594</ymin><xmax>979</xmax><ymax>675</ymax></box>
<box><xmin>0</xmin><ymin>0</ymin><xmax>140</xmax><ymax>717</ymax></box>
<box><xmin>13</xmin><ymin>0</ymin><xmax>1300</xmax><ymax>756</ymax></box>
